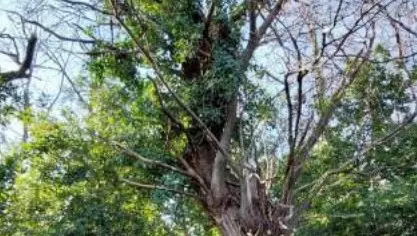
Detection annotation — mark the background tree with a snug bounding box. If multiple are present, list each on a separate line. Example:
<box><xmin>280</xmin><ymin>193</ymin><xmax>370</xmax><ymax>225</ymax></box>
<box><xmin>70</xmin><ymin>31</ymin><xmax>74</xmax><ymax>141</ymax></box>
<box><xmin>1</xmin><ymin>0</ymin><xmax>417</xmax><ymax>235</ymax></box>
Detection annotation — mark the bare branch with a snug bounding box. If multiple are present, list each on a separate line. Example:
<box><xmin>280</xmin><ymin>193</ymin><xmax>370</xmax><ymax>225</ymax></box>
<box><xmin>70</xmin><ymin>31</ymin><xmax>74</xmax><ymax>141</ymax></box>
<box><xmin>114</xmin><ymin>142</ymin><xmax>192</xmax><ymax>178</ymax></box>
<box><xmin>42</xmin><ymin>47</ymin><xmax>89</xmax><ymax>107</ymax></box>
<box><xmin>240</xmin><ymin>0</ymin><xmax>290</xmax><ymax>66</ymax></box>
<box><xmin>121</xmin><ymin>178</ymin><xmax>200</xmax><ymax>198</ymax></box>
<box><xmin>60</xmin><ymin>0</ymin><xmax>111</xmax><ymax>15</ymax></box>
<box><xmin>5</xmin><ymin>10</ymin><xmax>95</xmax><ymax>44</ymax></box>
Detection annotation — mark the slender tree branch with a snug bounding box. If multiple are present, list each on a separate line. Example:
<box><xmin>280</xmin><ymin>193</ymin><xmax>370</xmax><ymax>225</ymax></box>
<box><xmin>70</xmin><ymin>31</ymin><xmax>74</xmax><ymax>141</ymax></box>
<box><xmin>333</xmin><ymin>0</ymin><xmax>344</xmax><ymax>28</ymax></box>
<box><xmin>60</xmin><ymin>0</ymin><xmax>112</xmax><ymax>15</ymax></box>
<box><xmin>43</xmin><ymin>47</ymin><xmax>89</xmax><ymax>108</ymax></box>
<box><xmin>240</xmin><ymin>0</ymin><xmax>289</xmax><ymax>67</ymax></box>
<box><xmin>0</xmin><ymin>33</ymin><xmax>21</xmax><ymax>62</ymax></box>
<box><xmin>380</xmin><ymin>4</ymin><xmax>417</xmax><ymax>37</ymax></box>
<box><xmin>5</xmin><ymin>10</ymin><xmax>95</xmax><ymax>44</ymax></box>
<box><xmin>113</xmin><ymin>142</ymin><xmax>192</xmax><ymax>178</ymax></box>
<box><xmin>121</xmin><ymin>178</ymin><xmax>200</xmax><ymax>198</ymax></box>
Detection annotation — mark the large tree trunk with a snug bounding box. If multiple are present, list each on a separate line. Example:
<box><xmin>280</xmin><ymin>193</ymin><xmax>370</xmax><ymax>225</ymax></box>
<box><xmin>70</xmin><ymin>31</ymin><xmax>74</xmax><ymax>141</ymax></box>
<box><xmin>208</xmin><ymin>175</ymin><xmax>292</xmax><ymax>236</ymax></box>
<box><xmin>178</xmin><ymin>3</ymin><xmax>297</xmax><ymax>235</ymax></box>
<box><xmin>185</xmin><ymin>140</ymin><xmax>294</xmax><ymax>236</ymax></box>
<box><xmin>213</xmin><ymin>194</ymin><xmax>294</xmax><ymax>236</ymax></box>
<box><xmin>216</xmin><ymin>207</ymin><xmax>245</xmax><ymax>236</ymax></box>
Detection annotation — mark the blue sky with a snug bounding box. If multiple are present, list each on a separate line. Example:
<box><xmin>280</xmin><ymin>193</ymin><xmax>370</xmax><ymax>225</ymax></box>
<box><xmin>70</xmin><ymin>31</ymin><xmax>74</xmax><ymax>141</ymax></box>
<box><xmin>0</xmin><ymin>0</ymin><xmax>88</xmax><ymax>153</ymax></box>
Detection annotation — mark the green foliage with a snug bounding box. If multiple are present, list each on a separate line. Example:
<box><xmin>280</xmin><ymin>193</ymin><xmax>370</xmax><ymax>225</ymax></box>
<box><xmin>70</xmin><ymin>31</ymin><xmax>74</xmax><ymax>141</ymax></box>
<box><xmin>297</xmin><ymin>58</ymin><xmax>417</xmax><ymax>236</ymax></box>
<box><xmin>0</xmin><ymin>71</ymin><xmax>217</xmax><ymax>235</ymax></box>
<box><xmin>2</xmin><ymin>1</ymin><xmax>417</xmax><ymax>235</ymax></box>
<box><xmin>0</xmin><ymin>81</ymin><xmax>21</xmax><ymax>125</ymax></box>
